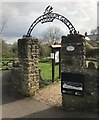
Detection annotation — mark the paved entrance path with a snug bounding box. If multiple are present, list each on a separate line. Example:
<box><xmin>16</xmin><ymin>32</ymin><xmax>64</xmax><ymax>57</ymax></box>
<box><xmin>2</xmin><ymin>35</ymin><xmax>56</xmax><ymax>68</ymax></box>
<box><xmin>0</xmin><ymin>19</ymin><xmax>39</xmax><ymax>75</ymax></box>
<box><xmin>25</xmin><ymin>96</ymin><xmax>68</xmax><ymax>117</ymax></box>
<box><xmin>1</xmin><ymin>71</ymin><xmax>98</xmax><ymax>118</ymax></box>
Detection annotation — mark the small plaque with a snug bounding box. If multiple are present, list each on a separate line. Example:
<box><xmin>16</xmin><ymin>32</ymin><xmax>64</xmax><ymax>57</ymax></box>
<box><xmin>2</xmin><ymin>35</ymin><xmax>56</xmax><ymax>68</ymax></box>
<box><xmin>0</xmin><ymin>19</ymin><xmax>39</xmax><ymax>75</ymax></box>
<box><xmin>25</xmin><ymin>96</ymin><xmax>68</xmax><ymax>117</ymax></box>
<box><xmin>67</xmin><ymin>46</ymin><xmax>75</xmax><ymax>51</ymax></box>
<box><xmin>51</xmin><ymin>53</ymin><xmax>54</xmax><ymax>59</ymax></box>
<box><xmin>55</xmin><ymin>51</ymin><xmax>59</xmax><ymax>63</ymax></box>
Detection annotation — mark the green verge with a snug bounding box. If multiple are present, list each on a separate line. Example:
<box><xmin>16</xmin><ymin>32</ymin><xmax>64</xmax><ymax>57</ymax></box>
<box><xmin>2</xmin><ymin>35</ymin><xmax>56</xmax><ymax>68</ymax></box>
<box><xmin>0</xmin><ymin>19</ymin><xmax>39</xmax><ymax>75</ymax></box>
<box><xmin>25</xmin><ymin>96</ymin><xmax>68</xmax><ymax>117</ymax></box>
<box><xmin>39</xmin><ymin>61</ymin><xmax>59</xmax><ymax>81</ymax></box>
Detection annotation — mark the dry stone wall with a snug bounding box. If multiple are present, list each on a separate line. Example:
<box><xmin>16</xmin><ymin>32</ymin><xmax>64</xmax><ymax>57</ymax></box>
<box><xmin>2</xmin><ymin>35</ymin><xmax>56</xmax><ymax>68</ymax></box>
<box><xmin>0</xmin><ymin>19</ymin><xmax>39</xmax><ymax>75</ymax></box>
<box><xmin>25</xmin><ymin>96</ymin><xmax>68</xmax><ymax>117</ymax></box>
<box><xmin>18</xmin><ymin>37</ymin><xmax>39</xmax><ymax>96</ymax></box>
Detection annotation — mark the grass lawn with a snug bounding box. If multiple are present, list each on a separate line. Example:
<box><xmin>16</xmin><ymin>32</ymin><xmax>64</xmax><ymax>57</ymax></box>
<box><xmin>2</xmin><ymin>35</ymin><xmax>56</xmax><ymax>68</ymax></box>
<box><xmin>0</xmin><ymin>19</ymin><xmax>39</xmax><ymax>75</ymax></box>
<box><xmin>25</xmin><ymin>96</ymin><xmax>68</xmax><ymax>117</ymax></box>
<box><xmin>0</xmin><ymin>58</ymin><xmax>18</xmax><ymax>61</ymax></box>
<box><xmin>1</xmin><ymin>58</ymin><xmax>60</xmax><ymax>82</ymax></box>
<box><xmin>39</xmin><ymin>61</ymin><xmax>60</xmax><ymax>81</ymax></box>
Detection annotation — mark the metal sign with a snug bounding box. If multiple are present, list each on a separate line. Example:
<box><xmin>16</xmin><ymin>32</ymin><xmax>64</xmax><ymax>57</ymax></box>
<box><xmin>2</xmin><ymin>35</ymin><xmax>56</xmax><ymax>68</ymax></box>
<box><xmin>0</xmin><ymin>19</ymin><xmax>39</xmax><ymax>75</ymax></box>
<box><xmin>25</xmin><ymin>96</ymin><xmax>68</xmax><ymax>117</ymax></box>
<box><xmin>61</xmin><ymin>72</ymin><xmax>84</xmax><ymax>96</ymax></box>
<box><xmin>25</xmin><ymin>5</ymin><xmax>77</xmax><ymax>37</ymax></box>
<box><xmin>51</xmin><ymin>53</ymin><xmax>54</xmax><ymax>59</ymax></box>
<box><xmin>66</xmin><ymin>46</ymin><xmax>75</xmax><ymax>51</ymax></box>
<box><xmin>55</xmin><ymin>51</ymin><xmax>59</xmax><ymax>63</ymax></box>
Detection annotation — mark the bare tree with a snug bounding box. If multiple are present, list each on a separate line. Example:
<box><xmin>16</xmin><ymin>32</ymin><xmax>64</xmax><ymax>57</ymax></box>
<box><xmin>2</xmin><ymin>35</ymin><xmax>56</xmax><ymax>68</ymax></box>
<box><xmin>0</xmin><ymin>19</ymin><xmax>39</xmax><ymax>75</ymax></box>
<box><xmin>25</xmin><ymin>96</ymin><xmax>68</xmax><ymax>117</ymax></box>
<box><xmin>0</xmin><ymin>19</ymin><xmax>7</xmax><ymax>58</ymax></box>
<box><xmin>42</xmin><ymin>26</ymin><xmax>63</xmax><ymax>44</ymax></box>
<box><xmin>0</xmin><ymin>19</ymin><xmax>7</xmax><ymax>35</ymax></box>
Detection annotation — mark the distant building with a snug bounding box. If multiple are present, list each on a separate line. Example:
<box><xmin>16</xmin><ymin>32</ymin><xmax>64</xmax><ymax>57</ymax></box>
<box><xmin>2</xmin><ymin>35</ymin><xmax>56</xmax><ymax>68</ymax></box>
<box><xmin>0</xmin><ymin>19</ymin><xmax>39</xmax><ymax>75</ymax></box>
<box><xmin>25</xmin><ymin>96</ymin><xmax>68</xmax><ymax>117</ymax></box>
<box><xmin>85</xmin><ymin>33</ymin><xmax>99</xmax><ymax>58</ymax></box>
<box><xmin>87</xmin><ymin>34</ymin><xmax>99</xmax><ymax>40</ymax></box>
<box><xmin>87</xmin><ymin>2</ymin><xmax>99</xmax><ymax>41</ymax></box>
<box><xmin>86</xmin><ymin>39</ymin><xmax>99</xmax><ymax>49</ymax></box>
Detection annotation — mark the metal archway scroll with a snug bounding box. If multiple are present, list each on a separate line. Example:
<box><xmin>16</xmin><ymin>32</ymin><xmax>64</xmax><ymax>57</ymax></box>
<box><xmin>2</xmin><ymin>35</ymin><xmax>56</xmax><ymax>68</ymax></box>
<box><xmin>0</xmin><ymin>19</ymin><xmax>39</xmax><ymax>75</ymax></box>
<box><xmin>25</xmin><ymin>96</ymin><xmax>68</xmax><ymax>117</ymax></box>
<box><xmin>25</xmin><ymin>5</ymin><xmax>77</xmax><ymax>37</ymax></box>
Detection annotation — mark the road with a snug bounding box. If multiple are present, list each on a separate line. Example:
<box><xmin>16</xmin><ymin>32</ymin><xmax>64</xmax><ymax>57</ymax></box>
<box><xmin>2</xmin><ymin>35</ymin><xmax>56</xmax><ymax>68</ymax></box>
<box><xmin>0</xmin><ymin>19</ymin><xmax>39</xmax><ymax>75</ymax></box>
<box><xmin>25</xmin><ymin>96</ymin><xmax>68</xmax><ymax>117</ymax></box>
<box><xmin>1</xmin><ymin>71</ymin><xmax>98</xmax><ymax>118</ymax></box>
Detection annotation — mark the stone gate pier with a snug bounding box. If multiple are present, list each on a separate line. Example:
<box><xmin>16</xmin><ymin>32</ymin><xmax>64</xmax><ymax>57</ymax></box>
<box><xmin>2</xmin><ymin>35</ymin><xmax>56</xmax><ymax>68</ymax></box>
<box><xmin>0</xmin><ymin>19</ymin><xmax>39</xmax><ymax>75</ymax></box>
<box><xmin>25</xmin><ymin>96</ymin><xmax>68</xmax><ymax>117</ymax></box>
<box><xmin>61</xmin><ymin>34</ymin><xmax>97</xmax><ymax>112</ymax></box>
<box><xmin>17</xmin><ymin>36</ymin><xmax>39</xmax><ymax>96</ymax></box>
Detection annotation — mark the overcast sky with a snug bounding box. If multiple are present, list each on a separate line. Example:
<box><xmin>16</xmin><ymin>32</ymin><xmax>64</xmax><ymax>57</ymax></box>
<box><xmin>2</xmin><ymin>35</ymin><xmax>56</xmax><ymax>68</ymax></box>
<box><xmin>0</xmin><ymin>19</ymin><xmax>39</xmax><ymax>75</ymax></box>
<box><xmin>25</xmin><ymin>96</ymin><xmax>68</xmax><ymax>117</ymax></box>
<box><xmin>1</xmin><ymin>0</ymin><xmax>99</xmax><ymax>44</ymax></box>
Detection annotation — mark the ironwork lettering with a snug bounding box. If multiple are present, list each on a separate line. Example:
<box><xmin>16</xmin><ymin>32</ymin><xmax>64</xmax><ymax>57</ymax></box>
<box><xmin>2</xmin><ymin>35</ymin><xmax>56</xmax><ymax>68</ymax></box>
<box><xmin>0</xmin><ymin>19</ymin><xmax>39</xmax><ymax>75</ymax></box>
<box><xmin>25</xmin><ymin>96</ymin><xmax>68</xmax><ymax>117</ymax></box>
<box><xmin>25</xmin><ymin>6</ymin><xmax>77</xmax><ymax>37</ymax></box>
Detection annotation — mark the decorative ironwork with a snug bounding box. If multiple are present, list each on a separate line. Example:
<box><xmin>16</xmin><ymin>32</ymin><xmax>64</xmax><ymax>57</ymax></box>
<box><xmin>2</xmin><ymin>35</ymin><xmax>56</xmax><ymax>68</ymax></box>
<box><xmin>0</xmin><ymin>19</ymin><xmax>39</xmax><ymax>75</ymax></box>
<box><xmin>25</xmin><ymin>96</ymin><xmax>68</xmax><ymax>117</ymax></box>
<box><xmin>25</xmin><ymin>5</ymin><xmax>77</xmax><ymax>37</ymax></box>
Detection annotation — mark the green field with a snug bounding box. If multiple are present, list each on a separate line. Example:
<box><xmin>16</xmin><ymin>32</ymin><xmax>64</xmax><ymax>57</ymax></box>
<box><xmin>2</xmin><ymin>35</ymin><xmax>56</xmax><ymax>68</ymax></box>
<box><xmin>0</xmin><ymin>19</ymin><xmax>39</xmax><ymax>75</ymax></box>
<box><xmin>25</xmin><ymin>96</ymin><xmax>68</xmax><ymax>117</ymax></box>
<box><xmin>0</xmin><ymin>58</ymin><xmax>59</xmax><ymax>82</ymax></box>
<box><xmin>0</xmin><ymin>58</ymin><xmax>18</xmax><ymax>61</ymax></box>
<box><xmin>39</xmin><ymin>61</ymin><xmax>59</xmax><ymax>81</ymax></box>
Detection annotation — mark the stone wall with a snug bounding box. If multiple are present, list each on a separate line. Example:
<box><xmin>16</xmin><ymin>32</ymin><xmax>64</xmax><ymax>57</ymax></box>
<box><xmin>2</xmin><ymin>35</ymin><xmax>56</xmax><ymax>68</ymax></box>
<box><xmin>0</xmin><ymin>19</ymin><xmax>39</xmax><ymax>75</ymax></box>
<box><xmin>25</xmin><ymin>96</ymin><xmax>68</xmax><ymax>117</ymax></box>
<box><xmin>17</xmin><ymin>37</ymin><xmax>39</xmax><ymax>96</ymax></box>
<box><xmin>61</xmin><ymin>34</ymin><xmax>86</xmax><ymax>73</ymax></box>
<box><xmin>61</xmin><ymin>34</ymin><xmax>97</xmax><ymax>112</ymax></box>
<box><xmin>62</xmin><ymin>71</ymin><xmax>97</xmax><ymax>112</ymax></box>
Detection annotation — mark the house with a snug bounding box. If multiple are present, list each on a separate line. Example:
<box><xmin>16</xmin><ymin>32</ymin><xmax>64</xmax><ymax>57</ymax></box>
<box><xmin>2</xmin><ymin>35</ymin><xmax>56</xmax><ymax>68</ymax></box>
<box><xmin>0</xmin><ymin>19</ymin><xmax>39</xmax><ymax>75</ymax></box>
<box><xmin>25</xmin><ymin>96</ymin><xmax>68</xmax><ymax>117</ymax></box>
<box><xmin>85</xmin><ymin>34</ymin><xmax>99</xmax><ymax>57</ymax></box>
<box><xmin>87</xmin><ymin>34</ymin><xmax>99</xmax><ymax>41</ymax></box>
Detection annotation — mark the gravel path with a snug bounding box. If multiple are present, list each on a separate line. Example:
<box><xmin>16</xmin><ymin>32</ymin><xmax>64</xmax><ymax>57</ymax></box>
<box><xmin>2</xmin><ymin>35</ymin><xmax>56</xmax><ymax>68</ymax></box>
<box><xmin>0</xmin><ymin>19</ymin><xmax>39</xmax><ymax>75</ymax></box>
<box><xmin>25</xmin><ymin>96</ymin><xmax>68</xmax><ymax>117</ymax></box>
<box><xmin>34</xmin><ymin>81</ymin><xmax>62</xmax><ymax>106</ymax></box>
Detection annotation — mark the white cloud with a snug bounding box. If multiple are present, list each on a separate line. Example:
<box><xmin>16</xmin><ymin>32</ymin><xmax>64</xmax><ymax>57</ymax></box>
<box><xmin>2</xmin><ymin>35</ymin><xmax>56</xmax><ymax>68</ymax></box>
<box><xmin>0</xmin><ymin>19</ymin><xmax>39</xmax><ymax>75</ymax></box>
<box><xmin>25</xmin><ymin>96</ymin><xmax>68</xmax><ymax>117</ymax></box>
<box><xmin>97</xmin><ymin>1</ymin><xmax>99</xmax><ymax>26</ymax></box>
<box><xmin>1</xmin><ymin>1</ymin><xmax>98</xmax><ymax>43</ymax></box>
<box><xmin>2</xmin><ymin>0</ymin><xmax>98</xmax><ymax>2</ymax></box>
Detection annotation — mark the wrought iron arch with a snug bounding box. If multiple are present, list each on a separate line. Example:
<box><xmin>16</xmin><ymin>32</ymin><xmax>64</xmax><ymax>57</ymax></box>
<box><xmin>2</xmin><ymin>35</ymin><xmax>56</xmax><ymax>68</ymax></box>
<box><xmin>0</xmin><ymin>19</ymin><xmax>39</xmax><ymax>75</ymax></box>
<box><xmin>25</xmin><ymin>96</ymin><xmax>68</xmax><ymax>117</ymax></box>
<box><xmin>25</xmin><ymin>5</ymin><xmax>77</xmax><ymax>37</ymax></box>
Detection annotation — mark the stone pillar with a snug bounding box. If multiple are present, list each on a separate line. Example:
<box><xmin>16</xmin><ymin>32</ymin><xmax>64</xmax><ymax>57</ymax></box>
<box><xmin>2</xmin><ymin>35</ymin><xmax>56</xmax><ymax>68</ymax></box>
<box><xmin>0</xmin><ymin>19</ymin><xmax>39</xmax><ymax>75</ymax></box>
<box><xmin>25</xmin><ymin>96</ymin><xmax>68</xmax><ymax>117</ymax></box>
<box><xmin>61</xmin><ymin>34</ymin><xmax>86</xmax><ymax>74</ymax></box>
<box><xmin>61</xmin><ymin>34</ymin><xmax>97</xmax><ymax>112</ymax></box>
<box><xmin>18</xmin><ymin>37</ymin><xmax>39</xmax><ymax>96</ymax></box>
<box><xmin>61</xmin><ymin>35</ymin><xmax>97</xmax><ymax>111</ymax></box>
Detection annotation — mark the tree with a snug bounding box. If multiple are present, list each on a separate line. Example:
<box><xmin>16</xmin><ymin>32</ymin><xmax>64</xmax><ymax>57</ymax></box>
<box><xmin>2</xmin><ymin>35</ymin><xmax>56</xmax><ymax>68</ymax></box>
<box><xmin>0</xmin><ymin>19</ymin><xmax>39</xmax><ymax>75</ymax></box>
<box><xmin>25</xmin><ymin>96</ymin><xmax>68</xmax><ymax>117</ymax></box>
<box><xmin>42</xmin><ymin>26</ymin><xmax>63</xmax><ymax>44</ymax></box>
<box><xmin>12</xmin><ymin>42</ymin><xmax>18</xmax><ymax>58</ymax></box>
<box><xmin>0</xmin><ymin>19</ymin><xmax>7</xmax><ymax>35</ymax></box>
<box><xmin>2</xmin><ymin>40</ymin><xmax>18</xmax><ymax>58</ymax></box>
<box><xmin>90</xmin><ymin>28</ymin><xmax>97</xmax><ymax>35</ymax></box>
<box><xmin>0</xmin><ymin>19</ymin><xmax>8</xmax><ymax>58</ymax></box>
<box><xmin>2</xmin><ymin>40</ymin><xmax>11</xmax><ymax>58</ymax></box>
<box><xmin>38</xmin><ymin>41</ymin><xmax>51</xmax><ymax>58</ymax></box>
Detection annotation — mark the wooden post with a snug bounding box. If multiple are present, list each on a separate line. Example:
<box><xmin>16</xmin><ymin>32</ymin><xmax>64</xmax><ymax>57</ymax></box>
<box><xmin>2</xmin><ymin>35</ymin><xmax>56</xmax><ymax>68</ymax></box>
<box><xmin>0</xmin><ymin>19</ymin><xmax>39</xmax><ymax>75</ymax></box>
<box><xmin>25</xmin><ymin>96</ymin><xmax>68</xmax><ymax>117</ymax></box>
<box><xmin>50</xmin><ymin>45</ymin><xmax>61</xmax><ymax>82</ymax></box>
<box><xmin>52</xmin><ymin>49</ymin><xmax>55</xmax><ymax>82</ymax></box>
<box><xmin>59</xmin><ymin>49</ymin><xmax>61</xmax><ymax>78</ymax></box>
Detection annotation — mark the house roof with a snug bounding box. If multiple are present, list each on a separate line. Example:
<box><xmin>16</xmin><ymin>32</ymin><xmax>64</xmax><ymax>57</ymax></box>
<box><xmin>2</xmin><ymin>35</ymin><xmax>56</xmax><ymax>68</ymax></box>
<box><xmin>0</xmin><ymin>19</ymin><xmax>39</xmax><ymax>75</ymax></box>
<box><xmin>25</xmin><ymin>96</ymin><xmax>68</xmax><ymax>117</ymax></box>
<box><xmin>50</xmin><ymin>45</ymin><xmax>61</xmax><ymax>48</ymax></box>
<box><xmin>87</xmin><ymin>34</ymin><xmax>99</xmax><ymax>40</ymax></box>
<box><xmin>86</xmin><ymin>40</ymin><xmax>99</xmax><ymax>49</ymax></box>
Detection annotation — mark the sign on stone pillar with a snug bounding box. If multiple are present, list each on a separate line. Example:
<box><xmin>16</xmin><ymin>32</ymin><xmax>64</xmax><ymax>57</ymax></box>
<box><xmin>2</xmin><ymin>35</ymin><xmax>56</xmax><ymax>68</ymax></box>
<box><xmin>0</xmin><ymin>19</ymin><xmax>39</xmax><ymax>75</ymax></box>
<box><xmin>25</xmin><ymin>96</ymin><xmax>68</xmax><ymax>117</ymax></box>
<box><xmin>61</xmin><ymin>34</ymin><xmax>97</xmax><ymax>112</ymax></box>
<box><xmin>61</xmin><ymin>34</ymin><xmax>85</xmax><ymax>96</ymax></box>
<box><xmin>18</xmin><ymin>37</ymin><xmax>39</xmax><ymax>96</ymax></box>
